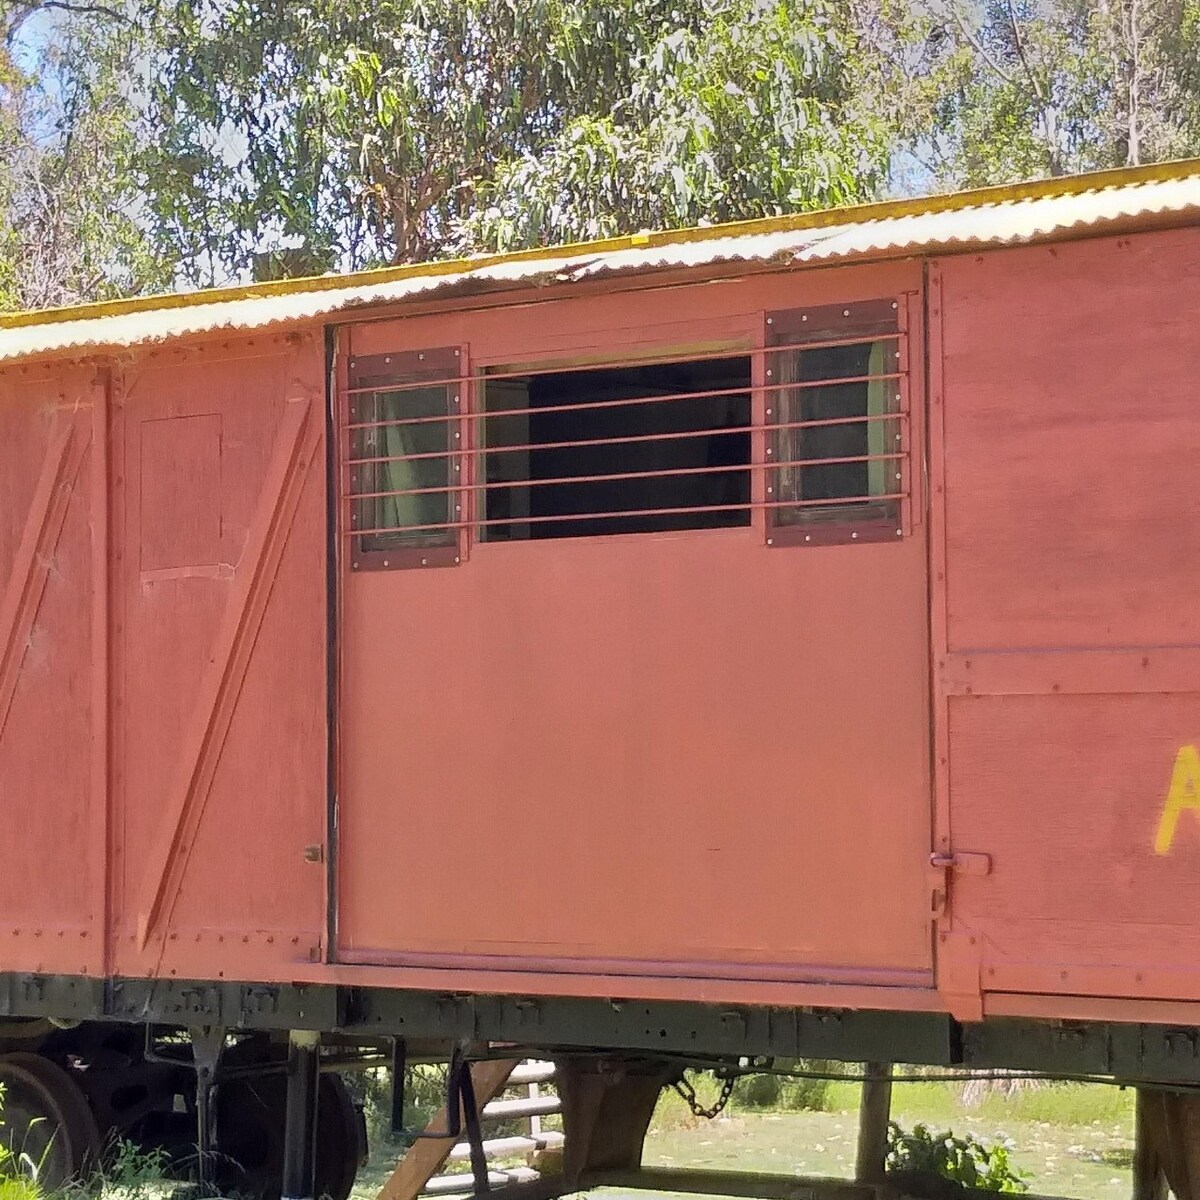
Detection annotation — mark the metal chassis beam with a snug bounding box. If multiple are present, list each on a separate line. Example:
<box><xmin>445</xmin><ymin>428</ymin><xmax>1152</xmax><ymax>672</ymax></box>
<box><xmin>3</xmin><ymin>972</ymin><xmax>1200</xmax><ymax>1083</ymax></box>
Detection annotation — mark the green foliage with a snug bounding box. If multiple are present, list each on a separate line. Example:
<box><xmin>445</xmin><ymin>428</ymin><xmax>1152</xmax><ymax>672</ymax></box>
<box><xmin>887</xmin><ymin>1121</ymin><xmax>1029</xmax><ymax>1194</ymax></box>
<box><xmin>835</xmin><ymin>1077</ymin><xmax>1132</xmax><ymax>1129</ymax></box>
<box><xmin>140</xmin><ymin>0</ymin><xmax>890</xmax><ymax>276</ymax></box>
<box><xmin>0</xmin><ymin>1179</ymin><xmax>41</xmax><ymax>1200</ymax></box>
<box><xmin>351</xmin><ymin>1064</ymin><xmax>461</xmax><ymax>1154</ymax></box>
<box><xmin>652</xmin><ymin>1071</ymin><xmax>727</xmax><ymax>1132</ymax></box>
<box><xmin>0</xmin><ymin>1080</ymin><xmax>46</xmax><ymax>1200</ymax></box>
<box><xmin>977</xmin><ymin>1081</ymin><xmax>1133</xmax><ymax>1128</ymax></box>
<box><xmin>0</xmin><ymin>2</ymin><xmax>171</xmax><ymax>311</ymax></box>
<box><xmin>0</xmin><ymin>1076</ymin><xmax>169</xmax><ymax>1200</ymax></box>
<box><xmin>903</xmin><ymin>0</ymin><xmax>1200</xmax><ymax>187</ymax></box>
<box><xmin>101</xmin><ymin>1139</ymin><xmax>169</xmax><ymax>1198</ymax></box>
<box><xmin>458</xmin><ymin>1</ymin><xmax>887</xmax><ymax>253</ymax></box>
<box><xmin>732</xmin><ymin>1063</ymin><xmax>834</xmax><ymax>1114</ymax></box>
<box><xmin>7</xmin><ymin>0</ymin><xmax>1200</xmax><ymax>304</ymax></box>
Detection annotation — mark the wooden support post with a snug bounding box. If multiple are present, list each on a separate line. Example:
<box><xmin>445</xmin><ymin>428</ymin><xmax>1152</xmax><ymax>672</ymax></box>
<box><xmin>1135</xmin><ymin>1086</ymin><xmax>1200</xmax><ymax>1200</ymax></box>
<box><xmin>376</xmin><ymin>1058</ymin><xmax>520</xmax><ymax>1200</ymax></box>
<box><xmin>555</xmin><ymin>1057</ymin><xmax>676</xmax><ymax>1186</ymax></box>
<box><xmin>1133</xmin><ymin>1090</ymin><xmax>1168</xmax><ymax>1200</ymax></box>
<box><xmin>281</xmin><ymin>1030</ymin><xmax>321</xmax><ymax>1200</ymax></box>
<box><xmin>855</xmin><ymin>1062</ymin><xmax>893</xmax><ymax>1186</ymax></box>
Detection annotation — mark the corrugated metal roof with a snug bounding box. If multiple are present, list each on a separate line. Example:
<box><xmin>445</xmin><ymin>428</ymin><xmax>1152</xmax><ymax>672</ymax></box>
<box><xmin>3</xmin><ymin>160</ymin><xmax>1200</xmax><ymax>365</ymax></box>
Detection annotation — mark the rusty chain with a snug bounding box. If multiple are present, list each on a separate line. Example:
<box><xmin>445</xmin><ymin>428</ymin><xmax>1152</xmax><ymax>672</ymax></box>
<box><xmin>671</xmin><ymin>1070</ymin><xmax>736</xmax><ymax>1120</ymax></box>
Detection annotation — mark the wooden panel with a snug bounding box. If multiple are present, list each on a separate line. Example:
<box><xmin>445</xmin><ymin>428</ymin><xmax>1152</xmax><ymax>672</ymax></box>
<box><xmin>340</xmin><ymin>529</ymin><xmax>933</xmax><ymax>976</ymax></box>
<box><xmin>139</xmin><ymin>414</ymin><xmax>222</xmax><ymax>574</ymax></box>
<box><xmin>338</xmin><ymin>262</ymin><xmax>935</xmax><ymax>986</ymax></box>
<box><xmin>947</xmin><ymin>692</ymin><xmax>1200</xmax><ymax>1000</ymax></box>
<box><xmin>0</xmin><ymin>374</ymin><xmax>54</xmax><ymax>586</ymax></box>
<box><xmin>932</xmin><ymin>229</ymin><xmax>1200</xmax><ymax>1012</ymax></box>
<box><xmin>111</xmin><ymin>340</ymin><xmax>328</xmax><ymax>979</ymax></box>
<box><xmin>0</xmin><ymin>370</ymin><xmax>101</xmax><ymax>972</ymax></box>
<box><xmin>940</xmin><ymin>228</ymin><xmax>1200</xmax><ymax>653</ymax></box>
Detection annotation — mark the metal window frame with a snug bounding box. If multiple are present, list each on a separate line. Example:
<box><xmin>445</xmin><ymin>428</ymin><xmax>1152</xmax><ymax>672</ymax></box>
<box><xmin>763</xmin><ymin>297</ymin><xmax>910</xmax><ymax>548</ymax></box>
<box><xmin>344</xmin><ymin>346</ymin><xmax>469</xmax><ymax>571</ymax></box>
<box><xmin>337</xmin><ymin>293</ymin><xmax>916</xmax><ymax>558</ymax></box>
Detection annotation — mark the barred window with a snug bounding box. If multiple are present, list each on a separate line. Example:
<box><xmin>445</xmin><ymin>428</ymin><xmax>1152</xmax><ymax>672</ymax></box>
<box><xmin>346</xmin><ymin>348</ymin><xmax>461</xmax><ymax>569</ymax></box>
<box><xmin>478</xmin><ymin>356</ymin><xmax>751</xmax><ymax>541</ymax></box>
<box><xmin>767</xmin><ymin>300</ymin><xmax>904</xmax><ymax>543</ymax></box>
<box><xmin>343</xmin><ymin>299</ymin><xmax>909</xmax><ymax>566</ymax></box>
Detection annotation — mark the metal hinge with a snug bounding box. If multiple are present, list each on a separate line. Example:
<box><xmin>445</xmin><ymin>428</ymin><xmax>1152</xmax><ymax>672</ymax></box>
<box><xmin>929</xmin><ymin>851</ymin><xmax>991</xmax><ymax>920</ymax></box>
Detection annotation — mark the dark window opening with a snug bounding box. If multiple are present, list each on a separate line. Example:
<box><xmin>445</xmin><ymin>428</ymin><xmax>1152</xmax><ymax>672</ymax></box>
<box><xmin>481</xmin><ymin>356</ymin><xmax>751</xmax><ymax>541</ymax></box>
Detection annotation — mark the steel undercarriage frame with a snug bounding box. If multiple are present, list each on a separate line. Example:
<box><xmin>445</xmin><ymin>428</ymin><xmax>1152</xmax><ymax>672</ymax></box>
<box><xmin>4</xmin><ymin>971</ymin><xmax>1200</xmax><ymax>1085</ymax></box>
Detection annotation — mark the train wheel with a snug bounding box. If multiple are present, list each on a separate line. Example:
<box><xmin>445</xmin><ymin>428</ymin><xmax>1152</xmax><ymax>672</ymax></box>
<box><xmin>0</xmin><ymin>1052</ymin><xmax>101</xmax><ymax>1190</ymax></box>
<box><xmin>214</xmin><ymin>1069</ymin><xmax>364</xmax><ymax>1200</ymax></box>
<box><xmin>0</xmin><ymin>1020</ymin><xmax>52</xmax><ymax>1049</ymax></box>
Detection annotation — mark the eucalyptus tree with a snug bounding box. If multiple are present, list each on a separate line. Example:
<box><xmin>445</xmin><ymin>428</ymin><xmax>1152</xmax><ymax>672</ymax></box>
<box><xmin>909</xmin><ymin>0</ymin><xmax>1200</xmax><ymax>187</ymax></box>
<box><xmin>0</xmin><ymin>0</ymin><xmax>166</xmax><ymax>310</ymax></box>
<box><xmin>141</xmin><ymin>0</ymin><xmax>895</xmax><ymax>277</ymax></box>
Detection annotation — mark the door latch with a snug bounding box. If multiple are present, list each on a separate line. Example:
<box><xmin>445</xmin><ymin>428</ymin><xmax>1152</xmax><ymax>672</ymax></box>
<box><xmin>930</xmin><ymin>851</ymin><xmax>991</xmax><ymax>876</ymax></box>
<box><xmin>929</xmin><ymin>851</ymin><xmax>991</xmax><ymax>920</ymax></box>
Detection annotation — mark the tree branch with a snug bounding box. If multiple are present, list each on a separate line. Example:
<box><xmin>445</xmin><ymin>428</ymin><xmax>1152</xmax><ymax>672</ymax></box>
<box><xmin>947</xmin><ymin>4</ymin><xmax>1015</xmax><ymax>85</ymax></box>
<box><xmin>12</xmin><ymin>0</ymin><xmax>129</xmax><ymax>24</ymax></box>
<box><xmin>1005</xmin><ymin>0</ymin><xmax>1048</xmax><ymax>105</ymax></box>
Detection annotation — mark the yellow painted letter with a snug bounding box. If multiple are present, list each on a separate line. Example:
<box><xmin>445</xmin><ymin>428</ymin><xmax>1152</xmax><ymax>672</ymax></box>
<box><xmin>1155</xmin><ymin>745</ymin><xmax>1200</xmax><ymax>855</ymax></box>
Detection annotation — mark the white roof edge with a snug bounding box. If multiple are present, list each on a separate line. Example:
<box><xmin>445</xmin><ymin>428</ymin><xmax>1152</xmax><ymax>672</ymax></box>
<box><xmin>2</xmin><ymin>174</ymin><xmax>1199</xmax><ymax>365</ymax></box>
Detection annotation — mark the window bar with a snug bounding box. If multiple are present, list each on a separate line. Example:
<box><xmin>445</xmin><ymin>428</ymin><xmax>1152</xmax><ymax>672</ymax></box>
<box><xmin>896</xmin><ymin>293</ymin><xmax>914</xmax><ymax>536</ymax></box>
<box><xmin>345</xmin><ymin>312</ymin><xmax>909</xmax><ymax>555</ymax></box>
<box><xmin>348</xmin><ymin>493</ymin><xmax>908</xmax><ymax>539</ymax></box>
<box><xmin>348</xmin><ymin>412</ymin><xmax>906</xmax><ymax>468</ymax></box>
<box><xmin>345</xmin><ymin>372</ymin><xmax>903</xmax><ymax>432</ymax></box>
<box><xmin>344</xmin><ymin>453</ymin><xmax>905</xmax><ymax>502</ymax></box>
<box><xmin>451</xmin><ymin>354</ymin><xmax>468</xmax><ymax>563</ymax></box>
<box><xmin>346</xmin><ymin>344</ymin><xmax>466</xmax><ymax>569</ymax></box>
<box><xmin>342</xmin><ymin>333</ymin><xmax>900</xmax><ymax>398</ymax></box>
<box><xmin>762</xmin><ymin>306</ymin><xmax>905</xmax><ymax>546</ymax></box>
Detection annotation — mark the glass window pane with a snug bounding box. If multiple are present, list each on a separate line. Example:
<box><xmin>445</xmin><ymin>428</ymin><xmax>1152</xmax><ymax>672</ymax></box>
<box><xmin>355</xmin><ymin>382</ymin><xmax>453</xmax><ymax>549</ymax></box>
<box><xmin>772</xmin><ymin>332</ymin><xmax>899</xmax><ymax>527</ymax></box>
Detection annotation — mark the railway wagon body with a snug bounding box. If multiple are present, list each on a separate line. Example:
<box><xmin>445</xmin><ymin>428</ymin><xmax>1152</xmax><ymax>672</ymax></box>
<box><xmin>5</xmin><ymin>162</ymin><xmax>1200</xmax><ymax>1200</ymax></box>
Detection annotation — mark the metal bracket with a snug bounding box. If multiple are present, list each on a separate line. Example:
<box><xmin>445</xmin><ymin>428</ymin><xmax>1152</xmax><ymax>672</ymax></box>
<box><xmin>936</xmin><ymin>930</ymin><xmax>985</xmax><ymax>1023</ymax></box>
<box><xmin>190</xmin><ymin>1024</ymin><xmax>227</xmax><ymax>1191</ymax></box>
<box><xmin>407</xmin><ymin>1044</ymin><xmax>489</xmax><ymax>1193</ymax></box>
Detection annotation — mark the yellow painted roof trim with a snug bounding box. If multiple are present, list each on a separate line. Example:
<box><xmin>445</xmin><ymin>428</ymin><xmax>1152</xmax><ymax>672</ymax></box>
<box><xmin>4</xmin><ymin>156</ymin><xmax>1200</xmax><ymax>332</ymax></box>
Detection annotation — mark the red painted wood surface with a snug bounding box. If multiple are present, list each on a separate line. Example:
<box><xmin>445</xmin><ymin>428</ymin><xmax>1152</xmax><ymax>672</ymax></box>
<box><xmin>0</xmin><ymin>335</ymin><xmax>329</xmax><ymax>981</ymax></box>
<box><xmin>931</xmin><ymin>227</ymin><xmax>1200</xmax><ymax>1007</ymax></box>
<box><xmin>4</xmin><ymin>226</ymin><xmax>1200</xmax><ymax>1022</ymax></box>
<box><xmin>336</xmin><ymin>263</ymin><xmax>935</xmax><ymax>987</ymax></box>
<box><xmin>0</xmin><ymin>366</ymin><xmax>101</xmax><ymax>973</ymax></box>
<box><xmin>113</xmin><ymin>339</ymin><xmax>328</xmax><ymax>978</ymax></box>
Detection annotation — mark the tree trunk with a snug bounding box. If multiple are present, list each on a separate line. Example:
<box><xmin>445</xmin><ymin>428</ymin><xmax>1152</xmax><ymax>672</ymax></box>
<box><xmin>1127</xmin><ymin>0</ymin><xmax>1141</xmax><ymax>165</ymax></box>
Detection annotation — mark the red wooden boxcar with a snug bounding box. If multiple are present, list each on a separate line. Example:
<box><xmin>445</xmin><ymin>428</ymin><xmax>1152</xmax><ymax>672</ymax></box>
<box><xmin>4</xmin><ymin>161</ymin><xmax>1200</xmax><ymax>1200</ymax></box>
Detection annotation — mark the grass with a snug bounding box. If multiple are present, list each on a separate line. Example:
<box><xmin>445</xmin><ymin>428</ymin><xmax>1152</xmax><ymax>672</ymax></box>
<box><xmin>0</xmin><ymin>1132</ymin><xmax>169</xmax><ymax>1200</ymax></box>
<box><xmin>349</xmin><ymin>1073</ymin><xmax>1138</xmax><ymax>1200</ymax></box>
<box><xmin>0</xmin><ymin>1070</ymin><xmax>1135</xmax><ymax>1200</ymax></box>
<box><xmin>0</xmin><ymin>1181</ymin><xmax>41</xmax><ymax>1200</ymax></box>
<box><xmin>637</xmin><ymin>1078</ymin><xmax>1136</xmax><ymax>1200</ymax></box>
<box><xmin>880</xmin><ymin>1081</ymin><xmax>1134</xmax><ymax>1129</ymax></box>
<box><xmin>652</xmin><ymin>1073</ymin><xmax>1134</xmax><ymax>1133</ymax></box>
